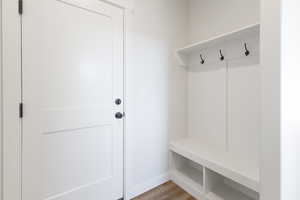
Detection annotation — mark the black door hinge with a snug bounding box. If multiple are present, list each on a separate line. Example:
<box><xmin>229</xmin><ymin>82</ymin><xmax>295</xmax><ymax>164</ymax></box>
<box><xmin>18</xmin><ymin>0</ymin><xmax>23</xmax><ymax>15</ymax></box>
<box><xmin>19</xmin><ymin>103</ymin><xmax>23</xmax><ymax>118</ymax></box>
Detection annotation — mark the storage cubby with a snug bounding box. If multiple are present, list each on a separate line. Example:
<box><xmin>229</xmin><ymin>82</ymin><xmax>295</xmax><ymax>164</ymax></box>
<box><xmin>204</xmin><ymin>168</ymin><xmax>259</xmax><ymax>200</ymax></box>
<box><xmin>170</xmin><ymin>152</ymin><xmax>204</xmax><ymax>199</ymax></box>
<box><xmin>170</xmin><ymin>19</ymin><xmax>260</xmax><ymax>200</ymax></box>
<box><xmin>169</xmin><ymin>150</ymin><xmax>260</xmax><ymax>200</ymax></box>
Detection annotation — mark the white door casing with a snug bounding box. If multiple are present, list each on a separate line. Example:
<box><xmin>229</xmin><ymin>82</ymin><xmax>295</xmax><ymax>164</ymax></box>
<box><xmin>21</xmin><ymin>0</ymin><xmax>124</xmax><ymax>200</ymax></box>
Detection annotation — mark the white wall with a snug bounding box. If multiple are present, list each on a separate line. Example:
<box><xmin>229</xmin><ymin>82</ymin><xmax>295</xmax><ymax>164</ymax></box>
<box><xmin>260</xmin><ymin>1</ymin><xmax>300</xmax><ymax>199</ymax></box>
<box><xmin>281</xmin><ymin>1</ymin><xmax>300</xmax><ymax>199</ymax></box>
<box><xmin>188</xmin><ymin>0</ymin><xmax>260</xmax><ymax>43</ymax></box>
<box><xmin>125</xmin><ymin>0</ymin><xmax>188</xmax><ymax>198</ymax></box>
<box><xmin>260</xmin><ymin>0</ymin><xmax>281</xmax><ymax>200</ymax></box>
<box><xmin>0</xmin><ymin>8</ymin><xmax>1</xmax><ymax>200</ymax></box>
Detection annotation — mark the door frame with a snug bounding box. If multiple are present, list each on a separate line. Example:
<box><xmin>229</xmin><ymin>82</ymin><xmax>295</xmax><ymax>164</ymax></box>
<box><xmin>1</xmin><ymin>1</ymin><xmax>134</xmax><ymax>200</ymax></box>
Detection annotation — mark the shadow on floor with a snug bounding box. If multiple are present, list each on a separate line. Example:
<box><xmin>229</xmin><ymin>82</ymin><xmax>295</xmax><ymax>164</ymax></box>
<box><xmin>133</xmin><ymin>181</ymin><xmax>196</xmax><ymax>200</ymax></box>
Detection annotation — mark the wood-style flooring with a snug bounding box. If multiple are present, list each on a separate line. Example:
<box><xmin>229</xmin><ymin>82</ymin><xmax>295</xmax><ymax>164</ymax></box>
<box><xmin>133</xmin><ymin>181</ymin><xmax>196</xmax><ymax>200</ymax></box>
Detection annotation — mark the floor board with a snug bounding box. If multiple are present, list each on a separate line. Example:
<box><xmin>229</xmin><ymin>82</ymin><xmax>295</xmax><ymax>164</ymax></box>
<box><xmin>133</xmin><ymin>181</ymin><xmax>196</xmax><ymax>200</ymax></box>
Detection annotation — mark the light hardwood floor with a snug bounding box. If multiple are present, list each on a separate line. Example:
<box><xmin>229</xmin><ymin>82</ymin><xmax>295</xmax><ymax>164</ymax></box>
<box><xmin>133</xmin><ymin>181</ymin><xmax>196</xmax><ymax>200</ymax></box>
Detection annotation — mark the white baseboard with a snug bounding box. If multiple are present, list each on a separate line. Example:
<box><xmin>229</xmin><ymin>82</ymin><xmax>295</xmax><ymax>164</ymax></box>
<box><xmin>126</xmin><ymin>172</ymin><xmax>170</xmax><ymax>200</ymax></box>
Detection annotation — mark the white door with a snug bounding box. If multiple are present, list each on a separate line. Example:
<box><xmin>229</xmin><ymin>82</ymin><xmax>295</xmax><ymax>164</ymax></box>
<box><xmin>21</xmin><ymin>0</ymin><xmax>124</xmax><ymax>200</ymax></box>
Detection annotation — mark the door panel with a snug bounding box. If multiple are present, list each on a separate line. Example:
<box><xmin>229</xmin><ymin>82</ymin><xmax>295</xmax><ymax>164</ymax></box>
<box><xmin>43</xmin><ymin>126</ymin><xmax>113</xmax><ymax>198</ymax></box>
<box><xmin>22</xmin><ymin>0</ymin><xmax>124</xmax><ymax>200</ymax></box>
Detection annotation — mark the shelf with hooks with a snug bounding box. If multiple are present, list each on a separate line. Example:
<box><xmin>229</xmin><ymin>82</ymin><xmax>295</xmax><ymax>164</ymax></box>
<box><xmin>176</xmin><ymin>23</ymin><xmax>260</xmax><ymax>67</ymax></box>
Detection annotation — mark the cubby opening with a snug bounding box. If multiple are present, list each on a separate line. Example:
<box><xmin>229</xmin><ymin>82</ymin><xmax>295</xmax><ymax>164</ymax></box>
<box><xmin>170</xmin><ymin>152</ymin><xmax>204</xmax><ymax>198</ymax></box>
<box><xmin>205</xmin><ymin>168</ymin><xmax>259</xmax><ymax>200</ymax></box>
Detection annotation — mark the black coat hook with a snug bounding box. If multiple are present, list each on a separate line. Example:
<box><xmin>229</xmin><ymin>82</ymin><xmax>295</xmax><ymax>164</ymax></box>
<box><xmin>219</xmin><ymin>49</ymin><xmax>224</xmax><ymax>61</ymax></box>
<box><xmin>244</xmin><ymin>43</ymin><xmax>250</xmax><ymax>56</ymax></box>
<box><xmin>200</xmin><ymin>54</ymin><xmax>205</xmax><ymax>64</ymax></box>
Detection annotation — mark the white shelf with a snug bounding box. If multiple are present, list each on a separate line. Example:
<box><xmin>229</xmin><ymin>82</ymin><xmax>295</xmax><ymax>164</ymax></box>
<box><xmin>170</xmin><ymin>166</ymin><xmax>204</xmax><ymax>199</ymax></box>
<box><xmin>176</xmin><ymin>23</ymin><xmax>260</xmax><ymax>67</ymax></box>
<box><xmin>206</xmin><ymin>183</ymin><xmax>258</xmax><ymax>200</ymax></box>
<box><xmin>169</xmin><ymin>138</ymin><xmax>260</xmax><ymax>192</ymax></box>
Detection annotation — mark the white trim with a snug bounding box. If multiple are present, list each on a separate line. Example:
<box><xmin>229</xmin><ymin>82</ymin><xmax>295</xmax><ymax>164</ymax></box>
<box><xmin>126</xmin><ymin>173</ymin><xmax>170</xmax><ymax>200</ymax></box>
<box><xmin>2</xmin><ymin>0</ymin><xmax>22</xmax><ymax>200</ymax></box>
<box><xmin>0</xmin><ymin>0</ymin><xmax>2</xmax><ymax>199</ymax></box>
<box><xmin>123</xmin><ymin>7</ymin><xmax>134</xmax><ymax>200</ymax></box>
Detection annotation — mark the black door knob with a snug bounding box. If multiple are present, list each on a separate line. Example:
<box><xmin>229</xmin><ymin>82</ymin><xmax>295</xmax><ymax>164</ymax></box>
<box><xmin>115</xmin><ymin>99</ymin><xmax>122</xmax><ymax>105</ymax></box>
<box><xmin>115</xmin><ymin>112</ymin><xmax>123</xmax><ymax>119</ymax></box>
